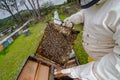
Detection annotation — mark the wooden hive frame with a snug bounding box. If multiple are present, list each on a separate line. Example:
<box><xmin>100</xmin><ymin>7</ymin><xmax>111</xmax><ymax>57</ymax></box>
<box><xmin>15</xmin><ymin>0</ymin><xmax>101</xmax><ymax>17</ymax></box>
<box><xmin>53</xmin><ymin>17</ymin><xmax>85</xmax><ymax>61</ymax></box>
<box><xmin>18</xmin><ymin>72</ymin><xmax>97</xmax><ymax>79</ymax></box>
<box><xmin>35</xmin><ymin>22</ymin><xmax>80</xmax><ymax>65</ymax></box>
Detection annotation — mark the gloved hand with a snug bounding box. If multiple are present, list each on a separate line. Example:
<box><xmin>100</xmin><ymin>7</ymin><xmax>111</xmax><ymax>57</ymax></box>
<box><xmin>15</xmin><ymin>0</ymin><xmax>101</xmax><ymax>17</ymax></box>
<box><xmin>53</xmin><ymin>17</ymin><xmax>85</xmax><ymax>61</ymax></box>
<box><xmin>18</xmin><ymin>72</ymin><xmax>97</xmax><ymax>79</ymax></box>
<box><xmin>60</xmin><ymin>62</ymin><xmax>97</xmax><ymax>80</ymax></box>
<box><xmin>62</xmin><ymin>10</ymin><xmax>84</xmax><ymax>28</ymax></box>
<box><xmin>54</xmin><ymin>69</ymin><xmax>67</xmax><ymax>78</ymax></box>
<box><xmin>54</xmin><ymin>69</ymin><xmax>62</xmax><ymax>75</ymax></box>
<box><xmin>62</xmin><ymin>17</ymin><xmax>74</xmax><ymax>28</ymax></box>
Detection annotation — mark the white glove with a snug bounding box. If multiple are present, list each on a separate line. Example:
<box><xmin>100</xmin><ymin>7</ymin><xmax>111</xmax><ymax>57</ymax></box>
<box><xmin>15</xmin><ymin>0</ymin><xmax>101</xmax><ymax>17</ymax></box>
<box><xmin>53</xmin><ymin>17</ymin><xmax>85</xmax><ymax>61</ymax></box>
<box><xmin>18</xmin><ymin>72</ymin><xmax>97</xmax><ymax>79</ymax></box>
<box><xmin>62</xmin><ymin>10</ymin><xmax>84</xmax><ymax>28</ymax></box>
<box><xmin>61</xmin><ymin>62</ymin><xmax>97</xmax><ymax>80</ymax></box>
<box><xmin>62</xmin><ymin>17</ymin><xmax>74</xmax><ymax>28</ymax></box>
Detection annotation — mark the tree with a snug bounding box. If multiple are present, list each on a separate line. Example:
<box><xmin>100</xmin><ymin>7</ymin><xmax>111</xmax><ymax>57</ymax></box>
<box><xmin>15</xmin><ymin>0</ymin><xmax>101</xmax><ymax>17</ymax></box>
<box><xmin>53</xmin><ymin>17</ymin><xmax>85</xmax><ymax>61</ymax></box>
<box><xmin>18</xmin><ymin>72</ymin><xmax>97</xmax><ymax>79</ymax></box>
<box><xmin>36</xmin><ymin>0</ymin><xmax>41</xmax><ymax>15</ymax></box>
<box><xmin>11</xmin><ymin>0</ymin><xmax>24</xmax><ymax>21</ymax></box>
<box><xmin>28</xmin><ymin>0</ymin><xmax>40</xmax><ymax>20</ymax></box>
<box><xmin>75</xmin><ymin>0</ymin><xmax>80</xmax><ymax>4</ymax></box>
<box><xmin>0</xmin><ymin>0</ymin><xmax>18</xmax><ymax>22</ymax></box>
<box><xmin>31</xmin><ymin>0</ymin><xmax>40</xmax><ymax>18</ymax></box>
<box><xmin>21</xmin><ymin>0</ymin><xmax>34</xmax><ymax>18</ymax></box>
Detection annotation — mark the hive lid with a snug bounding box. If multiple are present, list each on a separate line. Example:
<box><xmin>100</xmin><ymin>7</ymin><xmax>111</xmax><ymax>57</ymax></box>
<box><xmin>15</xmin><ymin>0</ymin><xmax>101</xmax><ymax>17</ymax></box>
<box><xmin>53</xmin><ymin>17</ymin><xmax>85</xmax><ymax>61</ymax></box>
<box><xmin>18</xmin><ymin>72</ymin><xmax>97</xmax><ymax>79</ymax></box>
<box><xmin>35</xmin><ymin>22</ymin><xmax>80</xmax><ymax>65</ymax></box>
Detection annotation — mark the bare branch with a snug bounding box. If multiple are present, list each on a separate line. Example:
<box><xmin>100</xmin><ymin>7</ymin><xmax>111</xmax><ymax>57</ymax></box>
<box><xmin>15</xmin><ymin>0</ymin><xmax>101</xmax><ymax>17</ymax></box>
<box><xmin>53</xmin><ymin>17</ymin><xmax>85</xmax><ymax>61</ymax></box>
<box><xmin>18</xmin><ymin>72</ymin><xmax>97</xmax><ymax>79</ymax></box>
<box><xmin>0</xmin><ymin>0</ymin><xmax>18</xmax><ymax>22</ymax></box>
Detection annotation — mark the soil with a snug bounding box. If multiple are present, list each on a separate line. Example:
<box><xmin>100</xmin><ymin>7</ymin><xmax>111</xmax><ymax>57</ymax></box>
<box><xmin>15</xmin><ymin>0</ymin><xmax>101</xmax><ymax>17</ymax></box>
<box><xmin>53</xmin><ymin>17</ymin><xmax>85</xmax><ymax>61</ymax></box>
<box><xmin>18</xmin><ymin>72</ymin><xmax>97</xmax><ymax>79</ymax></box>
<box><xmin>36</xmin><ymin>22</ymin><xmax>80</xmax><ymax>65</ymax></box>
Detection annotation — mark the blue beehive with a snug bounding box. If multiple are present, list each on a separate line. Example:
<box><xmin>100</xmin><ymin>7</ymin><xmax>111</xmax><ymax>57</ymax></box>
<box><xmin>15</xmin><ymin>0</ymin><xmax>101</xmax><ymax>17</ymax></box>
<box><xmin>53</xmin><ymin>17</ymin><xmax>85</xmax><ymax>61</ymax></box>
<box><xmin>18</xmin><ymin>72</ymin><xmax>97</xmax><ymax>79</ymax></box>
<box><xmin>15</xmin><ymin>32</ymin><xmax>19</xmax><ymax>37</ymax></box>
<box><xmin>24</xmin><ymin>29</ymin><xmax>30</xmax><ymax>36</ymax></box>
<box><xmin>2</xmin><ymin>40</ymin><xmax>9</xmax><ymax>48</ymax></box>
<box><xmin>7</xmin><ymin>38</ymin><xmax>13</xmax><ymax>44</ymax></box>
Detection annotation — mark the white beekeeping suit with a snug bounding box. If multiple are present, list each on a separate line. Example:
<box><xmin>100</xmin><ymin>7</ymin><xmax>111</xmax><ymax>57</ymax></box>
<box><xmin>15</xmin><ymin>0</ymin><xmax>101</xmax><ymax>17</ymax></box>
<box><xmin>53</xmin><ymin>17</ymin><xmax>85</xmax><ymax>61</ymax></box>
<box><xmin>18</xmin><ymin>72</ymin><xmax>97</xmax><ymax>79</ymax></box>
<box><xmin>62</xmin><ymin>0</ymin><xmax>120</xmax><ymax>80</ymax></box>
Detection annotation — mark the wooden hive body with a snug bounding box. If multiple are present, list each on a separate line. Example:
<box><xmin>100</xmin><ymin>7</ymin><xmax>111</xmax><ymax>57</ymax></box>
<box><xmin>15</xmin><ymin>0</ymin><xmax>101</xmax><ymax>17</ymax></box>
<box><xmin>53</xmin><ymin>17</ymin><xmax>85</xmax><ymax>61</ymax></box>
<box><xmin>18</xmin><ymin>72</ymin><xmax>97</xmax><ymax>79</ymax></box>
<box><xmin>16</xmin><ymin>56</ymin><xmax>54</xmax><ymax>80</ymax></box>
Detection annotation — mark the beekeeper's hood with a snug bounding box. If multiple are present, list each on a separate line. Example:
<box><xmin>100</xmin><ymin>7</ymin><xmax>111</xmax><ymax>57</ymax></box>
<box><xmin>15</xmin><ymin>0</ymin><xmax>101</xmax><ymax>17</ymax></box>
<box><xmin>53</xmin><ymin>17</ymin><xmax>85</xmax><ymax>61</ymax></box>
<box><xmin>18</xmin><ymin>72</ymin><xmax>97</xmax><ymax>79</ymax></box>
<box><xmin>80</xmin><ymin>0</ymin><xmax>107</xmax><ymax>9</ymax></box>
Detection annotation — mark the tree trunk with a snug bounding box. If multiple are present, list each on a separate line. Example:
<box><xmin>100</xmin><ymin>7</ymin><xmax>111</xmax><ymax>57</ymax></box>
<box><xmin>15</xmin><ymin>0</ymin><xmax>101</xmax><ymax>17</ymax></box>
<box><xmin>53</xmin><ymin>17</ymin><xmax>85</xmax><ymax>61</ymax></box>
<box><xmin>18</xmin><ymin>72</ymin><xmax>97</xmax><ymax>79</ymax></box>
<box><xmin>14</xmin><ymin>0</ymin><xmax>24</xmax><ymax>21</ymax></box>
<box><xmin>36</xmin><ymin>0</ymin><xmax>41</xmax><ymax>15</ymax></box>
<box><xmin>76</xmin><ymin>0</ymin><xmax>80</xmax><ymax>4</ymax></box>
<box><xmin>2</xmin><ymin>0</ymin><xmax>18</xmax><ymax>23</ymax></box>
<box><xmin>28</xmin><ymin>0</ymin><xmax>37</xmax><ymax>18</ymax></box>
<box><xmin>31</xmin><ymin>0</ymin><xmax>40</xmax><ymax>20</ymax></box>
<box><xmin>24</xmin><ymin>2</ymin><xmax>34</xmax><ymax>18</ymax></box>
<box><xmin>31</xmin><ymin>0</ymin><xmax>36</xmax><ymax>9</ymax></box>
<box><xmin>8</xmin><ymin>9</ymin><xmax>18</xmax><ymax>23</ymax></box>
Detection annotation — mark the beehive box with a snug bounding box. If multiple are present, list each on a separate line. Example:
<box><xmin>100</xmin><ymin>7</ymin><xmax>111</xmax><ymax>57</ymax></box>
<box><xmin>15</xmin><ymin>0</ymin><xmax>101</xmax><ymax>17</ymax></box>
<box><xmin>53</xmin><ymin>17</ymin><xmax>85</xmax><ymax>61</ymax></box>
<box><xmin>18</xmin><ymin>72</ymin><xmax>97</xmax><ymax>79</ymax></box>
<box><xmin>16</xmin><ymin>22</ymin><xmax>80</xmax><ymax>80</ymax></box>
<box><xmin>16</xmin><ymin>56</ymin><xmax>54</xmax><ymax>80</ymax></box>
<box><xmin>16</xmin><ymin>56</ymin><xmax>79</xmax><ymax>80</ymax></box>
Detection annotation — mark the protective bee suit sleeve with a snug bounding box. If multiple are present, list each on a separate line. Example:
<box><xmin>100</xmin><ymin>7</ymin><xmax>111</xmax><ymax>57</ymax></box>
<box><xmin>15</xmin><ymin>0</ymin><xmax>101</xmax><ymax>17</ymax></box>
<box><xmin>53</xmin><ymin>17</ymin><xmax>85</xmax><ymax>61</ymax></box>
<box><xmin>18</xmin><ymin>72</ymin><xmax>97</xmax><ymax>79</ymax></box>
<box><xmin>61</xmin><ymin>62</ymin><xmax>97</xmax><ymax>80</ymax></box>
<box><xmin>61</xmin><ymin>0</ymin><xmax>120</xmax><ymax>80</ymax></box>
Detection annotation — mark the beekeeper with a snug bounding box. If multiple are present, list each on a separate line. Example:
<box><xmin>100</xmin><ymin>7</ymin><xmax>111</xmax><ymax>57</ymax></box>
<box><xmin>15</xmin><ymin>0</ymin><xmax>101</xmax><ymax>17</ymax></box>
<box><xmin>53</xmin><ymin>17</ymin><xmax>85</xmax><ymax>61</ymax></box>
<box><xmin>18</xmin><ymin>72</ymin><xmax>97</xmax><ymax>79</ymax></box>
<box><xmin>57</xmin><ymin>0</ymin><xmax>120</xmax><ymax>80</ymax></box>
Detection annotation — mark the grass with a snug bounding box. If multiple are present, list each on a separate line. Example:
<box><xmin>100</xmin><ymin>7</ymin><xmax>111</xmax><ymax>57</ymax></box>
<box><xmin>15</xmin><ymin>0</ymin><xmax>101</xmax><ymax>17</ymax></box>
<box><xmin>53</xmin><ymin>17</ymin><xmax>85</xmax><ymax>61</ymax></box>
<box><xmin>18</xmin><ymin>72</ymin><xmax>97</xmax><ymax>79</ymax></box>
<box><xmin>0</xmin><ymin>22</ymin><xmax>46</xmax><ymax>80</ymax></box>
<box><xmin>74</xmin><ymin>25</ymin><xmax>88</xmax><ymax>64</ymax></box>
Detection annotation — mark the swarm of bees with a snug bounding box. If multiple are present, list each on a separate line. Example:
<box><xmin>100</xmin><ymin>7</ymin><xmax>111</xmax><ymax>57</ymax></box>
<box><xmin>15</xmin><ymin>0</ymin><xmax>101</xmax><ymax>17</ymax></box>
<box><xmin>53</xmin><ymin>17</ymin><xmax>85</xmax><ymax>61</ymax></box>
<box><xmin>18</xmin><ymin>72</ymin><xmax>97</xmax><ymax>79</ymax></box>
<box><xmin>36</xmin><ymin>22</ymin><xmax>80</xmax><ymax>65</ymax></box>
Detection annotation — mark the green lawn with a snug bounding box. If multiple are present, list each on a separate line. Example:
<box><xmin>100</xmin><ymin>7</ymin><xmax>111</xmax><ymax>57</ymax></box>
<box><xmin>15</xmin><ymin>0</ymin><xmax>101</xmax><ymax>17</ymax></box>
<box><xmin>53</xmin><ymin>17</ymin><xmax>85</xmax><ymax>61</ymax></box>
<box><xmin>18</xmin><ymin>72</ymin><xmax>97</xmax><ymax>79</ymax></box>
<box><xmin>74</xmin><ymin>25</ymin><xmax>88</xmax><ymax>64</ymax></box>
<box><xmin>0</xmin><ymin>22</ymin><xmax>46</xmax><ymax>80</ymax></box>
<box><xmin>0</xmin><ymin>22</ymin><xmax>88</xmax><ymax>80</ymax></box>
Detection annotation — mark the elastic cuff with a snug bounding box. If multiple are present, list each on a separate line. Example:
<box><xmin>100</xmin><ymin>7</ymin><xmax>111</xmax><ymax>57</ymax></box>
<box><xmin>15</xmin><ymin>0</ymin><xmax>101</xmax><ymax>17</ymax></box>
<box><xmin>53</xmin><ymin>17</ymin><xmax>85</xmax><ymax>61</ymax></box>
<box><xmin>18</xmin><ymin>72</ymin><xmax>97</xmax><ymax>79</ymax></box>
<box><xmin>61</xmin><ymin>68</ymin><xmax>71</xmax><ymax>74</ymax></box>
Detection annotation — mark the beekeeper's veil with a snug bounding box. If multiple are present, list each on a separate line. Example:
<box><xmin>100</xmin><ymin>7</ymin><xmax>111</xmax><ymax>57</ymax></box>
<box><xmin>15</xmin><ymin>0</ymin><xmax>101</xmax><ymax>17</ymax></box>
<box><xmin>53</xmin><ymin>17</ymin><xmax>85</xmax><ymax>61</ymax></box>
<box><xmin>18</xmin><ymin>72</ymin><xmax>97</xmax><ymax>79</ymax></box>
<box><xmin>80</xmin><ymin>0</ymin><xmax>100</xmax><ymax>8</ymax></box>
